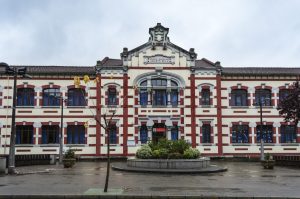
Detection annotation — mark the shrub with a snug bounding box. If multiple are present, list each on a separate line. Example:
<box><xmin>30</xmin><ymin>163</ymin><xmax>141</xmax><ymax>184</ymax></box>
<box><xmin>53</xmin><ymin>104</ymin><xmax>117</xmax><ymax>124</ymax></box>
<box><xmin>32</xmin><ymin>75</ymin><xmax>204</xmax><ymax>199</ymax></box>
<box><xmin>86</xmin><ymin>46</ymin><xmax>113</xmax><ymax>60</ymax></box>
<box><xmin>158</xmin><ymin>148</ymin><xmax>169</xmax><ymax>159</ymax></box>
<box><xmin>136</xmin><ymin>145</ymin><xmax>152</xmax><ymax>159</ymax></box>
<box><xmin>64</xmin><ymin>149</ymin><xmax>75</xmax><ymax>159</ymax></box>
<box><xmin>168</xmin><ymin>152</ymin><xmax>183</xmax><ymax>159</ymax></box>
<box><xmin>265</xmin><ymin>153</ymin><xmax>272</xmax><ymax>161</ymax></box>
<box><xmin>170</xmin><ymin>139</ymin><xmax>190</xmax><ymax>154</ymax></box>
<box><xmin>183</xmin><ymin>148</ymin><xmax>200</xmax><ymax>159</ymax></box>
<box><xmin>152</xmin><ymin>149</ymin><xmax>160</xmax><ymax>159</ymax></box>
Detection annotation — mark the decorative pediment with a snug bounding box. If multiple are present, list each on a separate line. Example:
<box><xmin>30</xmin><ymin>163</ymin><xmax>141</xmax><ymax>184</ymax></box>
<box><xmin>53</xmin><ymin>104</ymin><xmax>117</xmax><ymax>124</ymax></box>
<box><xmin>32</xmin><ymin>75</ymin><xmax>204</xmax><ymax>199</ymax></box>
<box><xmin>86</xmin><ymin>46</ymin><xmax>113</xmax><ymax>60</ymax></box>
<box><xmin>149</xmin><ymin>23</ymin><xmax>169</xmax><ymax>50</ymax></box>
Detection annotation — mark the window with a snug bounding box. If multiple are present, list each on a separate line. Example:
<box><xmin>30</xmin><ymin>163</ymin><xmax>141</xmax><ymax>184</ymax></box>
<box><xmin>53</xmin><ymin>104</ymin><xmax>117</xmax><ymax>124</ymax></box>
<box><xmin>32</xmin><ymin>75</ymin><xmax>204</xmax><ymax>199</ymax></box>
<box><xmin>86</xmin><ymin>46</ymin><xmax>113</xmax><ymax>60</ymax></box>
<box><xmin>153</xmin><ymin>90</ymin><xmax>167</xmax><ymax>106</ymax></box>
<box><xmin>67</xmin><ymin>125</ymin><xmax>85</xmax><ymax>144</ymax></box>
<box><xmin>43</xmin><ymin>88</ymin><xmax>60</xmax><ymax>106</ymax></box>
<box><xmin>140</xmin><ymin>125</ymin><xmax>148</xmax><ymax>144</ymax></box>
<box><xmin>108</xmin><ymin>124</ymin><xmax>117</xmax><ymax>144</ymax></box>
<box><xmin>231</xmin><ymin>90</ymin><xmax>248</xmax><ymax>106</ymax></box>
<box><xmin>171</xmin><ymin>125</ymin><xmax>178</xmax><ymax>141</ymax></box>
<box><xmin>17</xmin><ymin>88</ymin><xmax>34</xmax><ymax>106</ymax></box>
<box><xmin>67</xmin><ymin>88</ymin><xmax>86</xmax><ymax>106</ymax></box>
<box><xmin>255</xmin><ymin>89</ymin><xmax>271</xmax><ymax>106</ymax></box>
<box><xmin>170</xmin><ymin>90</ymin><xmax>178</xmax><ymax>106</ymax></box>
<box><xmin>42</xmin><ymin>125</ymin><xmax>59</xmax><ymax>144</ymax></box>
<box><xmin>257</xmin><ymin>125</ymin><xmax>273</xmax><ymax>143</ymax></box>
<box><xmin>202</xmin><ymin>124</ymin><xmax>211</xmax><ymax>143</ymax></box>
<box><xmin>281</xmin><ymin>125</ymin><xmax>297</xmax><ymax>143</ymax></box>
<box><xmin>232</xmin><ymin>125</ymin><xmax>249</xmax><ymax>143</ymax></box>
<box><xmin>279</xmin><ymin>89</ymin><xmax>290</xmax><ymax>102</ymax></box>
<box><xmin>140</xmin><ymin>89</ymin><xmax>148</xmax><ymax>106</ymax></box>
<box><xmin>151</xmin><ymin>79</ymin><xmax>167</xmax><ymax>87</ymax></box>
<box><xmin>108</xmin><ymin>88</ymin><xmax>117</xmax><ymax>105</ymax></box>
<box><xmin>16</xmin><ymin>125</ymin><xmax>33</xmax><ymax>144</ymax></box>
<box><xmin>201</xmin><ymin>89</ymin><xmax>210</xmax><ymax>105</ymax></box>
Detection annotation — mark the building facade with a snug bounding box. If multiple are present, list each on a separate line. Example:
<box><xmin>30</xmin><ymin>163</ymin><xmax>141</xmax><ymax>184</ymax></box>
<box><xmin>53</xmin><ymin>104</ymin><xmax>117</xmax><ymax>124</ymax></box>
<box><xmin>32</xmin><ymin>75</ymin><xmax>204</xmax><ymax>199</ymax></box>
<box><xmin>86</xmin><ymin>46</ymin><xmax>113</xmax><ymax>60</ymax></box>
<box><xmin>1</xmin><ymin>23</ymin><xmax>300</xmax><ymax>158</ymax></box>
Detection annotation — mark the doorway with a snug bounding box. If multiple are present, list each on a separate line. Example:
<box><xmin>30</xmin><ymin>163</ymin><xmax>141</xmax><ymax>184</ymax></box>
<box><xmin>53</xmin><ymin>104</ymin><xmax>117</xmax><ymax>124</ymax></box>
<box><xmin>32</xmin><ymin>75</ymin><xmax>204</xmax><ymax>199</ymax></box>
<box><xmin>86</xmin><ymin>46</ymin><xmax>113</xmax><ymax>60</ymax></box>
<box><xmin>152</xmin><ymin>123</ymin><xmax>166</xmax><ymax>143</ymax></box>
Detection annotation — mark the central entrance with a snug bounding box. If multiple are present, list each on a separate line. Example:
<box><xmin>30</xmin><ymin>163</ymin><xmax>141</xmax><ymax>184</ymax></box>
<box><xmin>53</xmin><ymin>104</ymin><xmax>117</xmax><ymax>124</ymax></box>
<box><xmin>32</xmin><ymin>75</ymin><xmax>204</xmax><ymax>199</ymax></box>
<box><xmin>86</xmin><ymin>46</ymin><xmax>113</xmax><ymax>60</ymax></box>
<box><xmin>152</xmin><ymin>123</ymin><xmax>166</xmax><ymax>143</ymax></box>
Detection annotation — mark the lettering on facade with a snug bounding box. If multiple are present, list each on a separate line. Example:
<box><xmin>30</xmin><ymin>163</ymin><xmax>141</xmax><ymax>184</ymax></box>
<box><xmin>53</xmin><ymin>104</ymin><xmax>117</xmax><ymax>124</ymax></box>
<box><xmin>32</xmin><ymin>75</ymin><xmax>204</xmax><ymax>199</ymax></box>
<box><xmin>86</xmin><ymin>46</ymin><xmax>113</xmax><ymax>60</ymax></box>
<box><xmin>144</xmin><ymin>55</ymin><xmax>175</xmax><ymax>65</ymax></box>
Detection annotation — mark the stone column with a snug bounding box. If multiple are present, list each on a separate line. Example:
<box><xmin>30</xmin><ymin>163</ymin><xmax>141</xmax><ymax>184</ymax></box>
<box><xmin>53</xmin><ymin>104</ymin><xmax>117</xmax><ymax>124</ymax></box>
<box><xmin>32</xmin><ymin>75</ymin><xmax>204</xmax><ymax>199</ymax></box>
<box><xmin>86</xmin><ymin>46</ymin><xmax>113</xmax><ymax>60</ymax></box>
<box><xmin>249</xmin><ymin>122</ymin><xmax>257</xmax><ymax>144</ymax></box>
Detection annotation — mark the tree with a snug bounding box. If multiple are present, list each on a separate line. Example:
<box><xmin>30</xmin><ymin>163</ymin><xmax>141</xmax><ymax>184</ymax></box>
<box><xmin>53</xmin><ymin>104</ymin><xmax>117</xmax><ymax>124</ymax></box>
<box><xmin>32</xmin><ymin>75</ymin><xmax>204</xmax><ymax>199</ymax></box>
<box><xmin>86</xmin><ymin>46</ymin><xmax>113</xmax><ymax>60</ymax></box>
<box><xmin>278</xmin><ymin>81</ymin><xmax>300</xmax><ymax>128</ymax></box>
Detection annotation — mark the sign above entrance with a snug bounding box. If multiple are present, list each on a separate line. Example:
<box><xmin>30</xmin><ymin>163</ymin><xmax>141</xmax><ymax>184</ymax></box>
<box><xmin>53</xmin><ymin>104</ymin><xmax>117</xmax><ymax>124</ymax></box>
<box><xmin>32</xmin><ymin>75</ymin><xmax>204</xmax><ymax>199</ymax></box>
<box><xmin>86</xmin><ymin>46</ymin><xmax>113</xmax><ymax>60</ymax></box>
<box><xmin>144</xmin><ymin>55</ymin><xmax>175</xmax><ymax>65</ymax></box>
<box><xmin>153</xmin><ymin>127</ymin><xmax>166</xmax><ymax>133</ymax></box>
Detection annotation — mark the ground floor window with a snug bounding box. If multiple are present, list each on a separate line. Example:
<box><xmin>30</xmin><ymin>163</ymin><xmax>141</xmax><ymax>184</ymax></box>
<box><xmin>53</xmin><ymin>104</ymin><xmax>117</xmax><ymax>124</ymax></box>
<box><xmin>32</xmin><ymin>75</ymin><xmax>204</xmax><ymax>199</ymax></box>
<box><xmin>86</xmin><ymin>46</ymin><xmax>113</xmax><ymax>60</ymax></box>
<box><xmin>109</xmin><ymin>124</ymin><xmax>117</xmax><ymax>144</ymax></box>
<box><xmin>171</xmin><ymin>125</ymin><xmax>178</xmax><ymax>140</ymax></box>
<box><xmin>42</xmin><ymin>125</ymin><xmax>59</xmax><ymax>144</ymax></box>
<box><xmin>16</xmin><ymin>125</ymin><xmax>33</xmax><ymax>144</ymax></box>
<box><xmin>281</xmin><ymin>125</ymin><xmax>297</xmax><ymax>143</ymax></box>
<box><xmin>67</xmin><ymin>125</ymin><xmax>85</xmax><ymax>144</ymax></box>
<box><xmin>140</xmin><ymin>125</ymin><xmax>148</xmax><ymax>144</ymax></box>
<box><xmin>257</xmin><ymin>125</ymin><xmax>273</xmax><ymax>143</ymax></box>
<box><xmin>232</xmin><ymin>125</ymin><xmax>249</xmax><ymax>143</ymax></box>
<box><xmin>202</xmin><ymin>124</ymin><xmax>211</xmax><ymax>143</ymax></box>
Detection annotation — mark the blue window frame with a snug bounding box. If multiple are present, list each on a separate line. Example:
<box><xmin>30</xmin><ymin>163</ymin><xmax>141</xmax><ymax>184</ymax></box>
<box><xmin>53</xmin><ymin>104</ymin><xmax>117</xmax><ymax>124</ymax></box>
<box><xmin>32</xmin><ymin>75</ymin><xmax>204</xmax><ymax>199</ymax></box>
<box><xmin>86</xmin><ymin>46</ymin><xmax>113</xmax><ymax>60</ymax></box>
<box><xmin>171</xmin><ymin>125</ymin><xmax>178</xmax><ymax>141</ymax></box>
<box><xmin>16</xmin><ymin>125</ymin><xmax>33</xmax><ymax>144</ymax></box>
<box><xmin>257</xmin><ymin>125</ymin><xmax>273</xmax><ymax>143</ymax></box>
<box><xmin>202</xmin><ymin>124</ymin><xmax>211</xmax><ymax>143</ymax></box>
<box><xmin>43</xmin><ymin>88</ymin><xmax>60</xmax><ymax>106</ymax></box>
<box><xmin>109</xmin><ymin>124</ymin><xmax>117</xmax><ymax>144</ymax></box>
<box><xmin>67</xmin><ymin>88</ymin><xmax>86</xmax><ymax>106</ymax></box>
<box><xmin>232</xmin><ymin>125</ymin><xmax>249</xmax><ymax>143</ymax></box>
<box><xmin>17</xmin><ymin>88</ymin><xmax>34</xmax><ymax>106</ymax></box>
<box><xmin>42</xmin><ymin>125</ymin><xmax>59</xmax><ymax>144</ymax></box>
<box><xmin>108</xmin><ymin>88</ymin><xmax>117</xmax><ymax>105</ymax></box>
<box><xmin>255</xmin><ymin>89</ymin><xmax>271</xmax><ymax>106</ymax></box>
<box><xmin>281</xmin><ymin>125</ymin><xmax>296</xmax><ymax>143</ymax></box>
<box><xmin>140</xmin><ymin>89</ymin><xmax>148</xmax><ymax>106</ymax></box>
<box><xmin>201</xmin><ymin>89</ymin><xmax>210</xmax><ymax>105</ymax></box>
<box><xmin>171</xmin><ymin>90</ymin><xmax>178</xmax><ymax>106</ymax></box>
<box><xmin>231</xmin><ymin>90</ymin><xmax>248</xmax><ymax>106</ymax></box>
<box><xmin>140</xmin><ymin>125</ymin><xmax>148</xmax><ymax>144</ymax></box>
<box><xmin>153</xmin><ymin>90</ymin><xmax>167</xmax><ymax>106</ymax></box>
<box><xmin>67</xmin><ymin>125</ymin><xmax>85</xmax><ymax>144</ymax></box>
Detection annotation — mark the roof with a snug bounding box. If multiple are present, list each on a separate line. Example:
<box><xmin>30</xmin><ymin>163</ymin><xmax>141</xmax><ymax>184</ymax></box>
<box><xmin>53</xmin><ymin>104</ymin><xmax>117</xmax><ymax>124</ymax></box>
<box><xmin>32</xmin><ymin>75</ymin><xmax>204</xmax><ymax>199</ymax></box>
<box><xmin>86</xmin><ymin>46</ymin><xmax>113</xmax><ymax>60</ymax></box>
<box><xmin>100</xmin><ymin>57</ymin><xmax>122</xmax><ymax>66</ymax></box>
<box><xmin>0</xmin><ymin>65</ymin><xmax>95</xmax><ymax>75</ymax></box>
<box><xmin>195</xmin><ymin>58</ymin><xmax>216</xmax><ymax>69</ymax></box>
<box><xmin>222</xmin><ymin>67</ymin><xmax>300</xmax><ymax>76</ymax></box>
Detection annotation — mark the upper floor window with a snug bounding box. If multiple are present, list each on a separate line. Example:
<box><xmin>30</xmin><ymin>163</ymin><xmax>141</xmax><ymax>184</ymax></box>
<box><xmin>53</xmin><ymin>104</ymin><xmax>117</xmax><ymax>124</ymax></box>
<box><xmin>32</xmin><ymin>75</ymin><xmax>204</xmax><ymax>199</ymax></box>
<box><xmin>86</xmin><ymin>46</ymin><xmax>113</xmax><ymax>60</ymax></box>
<box><xmin>255</xmin><ymin>89</ymin><xmax>272</xmax><ymax>106</ymax></box>
<box><xmin>231</xmin><ymin>89</ymin><xmax>248</xmax><ymax>106</ymax></box>
<box><xmin>17</xmin><ymin>88</ymin><xmax>34</xmax><ymax>106</ymax></box>
<box><xmin>151</xmin><ymin>79</ymin><xmax>167</xmax><ymax>87</ymax></box>
<box><xmin>281</xmin><ymin>125</ymin><xmax>297</xmax><ymax>143</ymax></box>
<box><xmin>67</xmin><ymin>125</ymin><xmax>85</xmax><ymax>144</ymax></box>
<box><xmin>232</xmin><ymin>125</ymin><xmax>249</xmax><ymax>143</ymax></box>
<box><xmin>67</xmin><ymin>88</ymin><xmax>86</xmax><ymax>106</ymax></box>
<box><xmin>170</xmin><ymin>90</ymin><xmax>178</xmax><ymax>106</ymax></box>
<box><xmin>140</xmin><ymin>89</ymin><xmax>148</xmax><ymax>106</ymax></box>
<box><xmin>257</xmin><ymin>125</ymin><xmax>273</xmax><ymax>143</ymax></box>
<box><xmin>201</xmin><ymin>89</ymin><xmax>210</xmax><ymax>105</ymax></box>
<box><xmin>42</xmin><ymin>125</ymin><xmax>59</xmax><ymax>144</ymax></box>
<box><xmin>202</xmin><ymin>124</ymin><xmax>211</xmax><ymax>143</ymax></box>
<box><xmin>279</xmin><ymin>89</ymin><xmax>291</xmax><ymax>102</ymax></box>
<box><xmin>140</xmin><ymin>125</ymin><xmax>148</xmax><ymax>144</ymax></box>
<box><xmin>16</xmin><ymin>125</ymin><xmax>33</xmax><ymax>144</ymax></box>
<box><xmin>152</xmin><ymin>90</ymin><xmax>167</xmax><ymax>106</ymax></box>
<box><xmin>108</xmin><ymin>88</ymin><xmax>117</xmax><ymax>105</ymax></box>
<box><xmin>43</xmin><ymin>88</ymin><xmax>60</xmax><ymax>106</ymax></box>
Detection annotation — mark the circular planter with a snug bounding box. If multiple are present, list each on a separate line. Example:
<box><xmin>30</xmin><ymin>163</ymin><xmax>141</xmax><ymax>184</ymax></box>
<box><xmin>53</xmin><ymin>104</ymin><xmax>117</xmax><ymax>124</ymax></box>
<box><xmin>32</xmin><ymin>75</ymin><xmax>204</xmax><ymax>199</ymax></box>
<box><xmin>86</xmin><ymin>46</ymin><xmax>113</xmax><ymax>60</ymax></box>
<box><xmin>261</xmin><ymin>160</ymin><xmax>275</xmax><ymax>169</ymax></box>
<box><xmin>127</xmin><ymin>157</ymin><xmax>210</xmax><ymax>169</ymax></box>
<box><xmin>63</xmin><ymin>158</ymin><xmax>76</xmax><ymax>168</ymax></box>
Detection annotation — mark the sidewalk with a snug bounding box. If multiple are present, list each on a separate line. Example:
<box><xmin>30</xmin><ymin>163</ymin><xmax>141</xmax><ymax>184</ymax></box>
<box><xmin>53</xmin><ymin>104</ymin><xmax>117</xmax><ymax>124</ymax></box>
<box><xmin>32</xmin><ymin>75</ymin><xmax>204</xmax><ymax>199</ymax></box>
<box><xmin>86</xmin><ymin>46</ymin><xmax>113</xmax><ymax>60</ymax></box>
<box><xmin>0</xmin><ymin>161</ymin><xmax>299</xmax><ymax>198</ymax></box>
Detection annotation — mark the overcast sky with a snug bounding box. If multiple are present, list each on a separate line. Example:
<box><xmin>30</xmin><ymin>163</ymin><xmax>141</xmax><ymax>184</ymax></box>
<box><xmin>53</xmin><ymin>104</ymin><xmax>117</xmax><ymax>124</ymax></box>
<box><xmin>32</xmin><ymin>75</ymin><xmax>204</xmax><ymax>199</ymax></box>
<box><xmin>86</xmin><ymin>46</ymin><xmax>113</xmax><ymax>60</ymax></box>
<box><xmin>1</xmin><ymin>0</ymin><xmax>300</xmax><ymax>67</ymax></box>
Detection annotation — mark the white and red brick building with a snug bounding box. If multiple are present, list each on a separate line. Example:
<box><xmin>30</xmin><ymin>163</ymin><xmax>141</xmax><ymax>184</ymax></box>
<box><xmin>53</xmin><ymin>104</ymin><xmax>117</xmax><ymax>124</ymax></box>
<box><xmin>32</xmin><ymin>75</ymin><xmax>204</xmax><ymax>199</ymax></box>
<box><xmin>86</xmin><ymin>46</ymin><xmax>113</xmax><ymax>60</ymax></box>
<box><xmin>0</xmin><ymin>23</ymin><xmax>300</xmax><ymax>158</ymax></box>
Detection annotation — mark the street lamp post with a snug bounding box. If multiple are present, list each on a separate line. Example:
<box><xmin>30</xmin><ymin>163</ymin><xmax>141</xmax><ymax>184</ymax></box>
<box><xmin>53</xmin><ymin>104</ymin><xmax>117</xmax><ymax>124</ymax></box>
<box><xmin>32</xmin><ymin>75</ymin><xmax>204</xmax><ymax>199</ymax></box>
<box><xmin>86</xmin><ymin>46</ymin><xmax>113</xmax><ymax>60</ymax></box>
<box><xmin>259</xmin><ymin>99</ymin><xmax>264</xmax><ymax>161</ymax></box>
<box><xmin>1</xmin><ymin>63</ymin><xmax>30</xmax><ymax>174</ymax></box>
<box><xmin>59</xmin><ymin>97</ymin><xmax>64</xmax><ymax>164</ymax></box>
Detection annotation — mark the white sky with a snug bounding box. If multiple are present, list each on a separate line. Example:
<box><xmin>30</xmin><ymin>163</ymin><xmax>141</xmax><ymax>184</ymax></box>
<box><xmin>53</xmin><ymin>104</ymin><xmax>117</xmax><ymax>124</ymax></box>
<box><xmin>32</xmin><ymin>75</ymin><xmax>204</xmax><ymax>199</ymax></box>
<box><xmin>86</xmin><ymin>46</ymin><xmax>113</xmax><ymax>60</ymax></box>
<box><xmin>0</xmin><ymin>0</ymin><xmax>300</xmax><ymax>67</ymax></box>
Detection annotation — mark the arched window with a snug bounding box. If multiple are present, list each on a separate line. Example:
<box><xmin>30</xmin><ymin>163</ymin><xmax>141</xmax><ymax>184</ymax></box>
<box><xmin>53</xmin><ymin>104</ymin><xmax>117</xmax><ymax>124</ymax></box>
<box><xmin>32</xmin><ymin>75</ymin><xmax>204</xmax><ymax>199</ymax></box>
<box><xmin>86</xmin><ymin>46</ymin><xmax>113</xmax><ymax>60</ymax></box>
<box><xmin>67</xmin><ymin>125</ymin><xmax>85</xmax><ymax>144</ymax></box>
<box><xmin>140</xmin><ymin>125</ymin><xmax>148</xmax><ymax>144</ymax></box>
<box><xmin>171</xmin><ymin>125</ymin><xmax>178</xmax><ymax>141</ymax></box>
<box><xmin>16</xmin><ymin>125</ymin><xmax>33</xmax><ymax>144</ymax></box>
<box><xmin>281</xmin><ymin>125</ymin><xmax>296</xmax><ymax>143</ymax></box>
<box><xmin>43</xmin><ymin>88</ymin><xmax>60</xmax><ymax>106</ymax></box>
<box><xmin>255</xmin><ymin>89</ymin><xmax>271</xmax><ymax>106</ymax></box>
<box><xmin>42</xmin><ymin>125</ymin><xmax>59</xmax><ymax>144</ymax></box>
<box><xmin>170</xmin><ymin>80</ymin><xmax>178</xmax><ymax>106</ymax></box>
<box><xmin>139</xmin><ymin>80</ymin><xmax>148</xmax><ymax>106</ymax></box>
<box><xmin>201</xmin><ymin>89</ymin><xmax>210</xmax><ymax>105</ymax></box>
<box><xmin>108</xmin><ymin>87</ymin><xmax>117</xmax><ymax>105</ymax></box>
<box><xmin>232</xmin><ymin>125</ymin><xmax>249</xmax><ymax>143</ymax></box>
<box><xmin>231</xmin><ymin>89</ymin><xmax>248</xmax><ymax>106</ymax></box>
<box><xmin>279</xmin><ymin>89</ymin><xmax>290</xmax><ymax>102</ymax></box>
<box><xmin>17</xmin><ymin>88</ymin><xmax>34</xmax><ymax>106</ymax></box>
<box><xmin>67</xmin><ymin>88</ymin><xmax>86</xmax><ymax>106</ymax></box>
<box><xmin>257</xmin><ymin>125</ymin><xmax>273</xmax><ymax>143</ymax></box>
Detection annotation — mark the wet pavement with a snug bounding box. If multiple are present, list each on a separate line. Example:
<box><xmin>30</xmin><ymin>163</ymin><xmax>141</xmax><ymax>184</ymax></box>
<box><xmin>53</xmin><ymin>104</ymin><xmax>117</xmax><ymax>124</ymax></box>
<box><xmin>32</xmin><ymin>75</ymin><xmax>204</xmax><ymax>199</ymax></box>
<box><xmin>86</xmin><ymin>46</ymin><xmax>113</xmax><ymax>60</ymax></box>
<box><xmin>0</xmin><ymin>160</ymin><xmax>300</xmax><ymax>197</ymax></box>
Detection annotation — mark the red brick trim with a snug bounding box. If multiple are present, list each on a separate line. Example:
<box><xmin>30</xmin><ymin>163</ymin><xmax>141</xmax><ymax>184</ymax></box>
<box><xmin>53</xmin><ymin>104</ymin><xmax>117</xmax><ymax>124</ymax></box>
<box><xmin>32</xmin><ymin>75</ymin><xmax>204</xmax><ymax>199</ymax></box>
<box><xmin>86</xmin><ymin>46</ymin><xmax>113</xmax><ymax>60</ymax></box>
<box><xmin>190</xmin><ymin>74</ymin><xmax>196</xmax><ymax>148</ymax></box>
<box><xmin>216</xmin><ymin>74</ymin><xmax>223</xmax><ymax>155</ymax></box>
<box><xmin>123</xmin><ymin>73</ymin><xmax>129</xmax><ymax>156</ymax></box>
